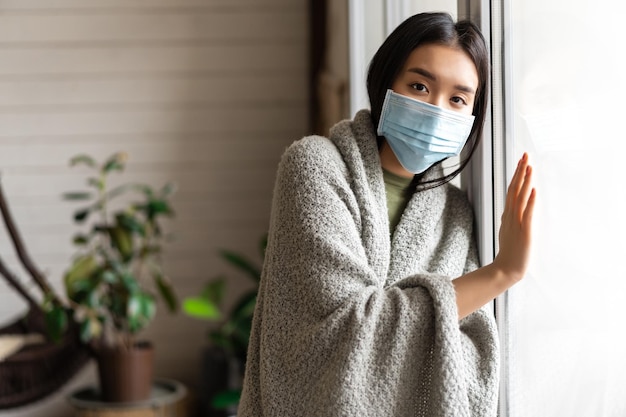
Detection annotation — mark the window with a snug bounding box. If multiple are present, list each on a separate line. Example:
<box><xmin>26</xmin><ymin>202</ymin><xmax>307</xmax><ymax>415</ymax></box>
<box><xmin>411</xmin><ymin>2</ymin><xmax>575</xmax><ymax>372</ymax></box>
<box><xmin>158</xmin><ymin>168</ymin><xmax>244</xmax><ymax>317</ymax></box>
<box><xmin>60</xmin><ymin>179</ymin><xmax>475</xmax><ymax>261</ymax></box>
<box><xmin>501</xmin><ymin>0</ymin><xmax>626</xmax><ymax>415</ymax></box>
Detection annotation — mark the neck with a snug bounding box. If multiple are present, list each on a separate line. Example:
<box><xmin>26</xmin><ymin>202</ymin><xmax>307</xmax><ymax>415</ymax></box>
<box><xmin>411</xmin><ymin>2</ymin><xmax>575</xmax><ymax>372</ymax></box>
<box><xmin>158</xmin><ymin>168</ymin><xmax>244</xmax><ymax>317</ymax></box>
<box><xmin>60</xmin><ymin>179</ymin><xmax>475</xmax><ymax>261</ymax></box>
<box><xmin>379</xmin><ymin>140</ymin><xmax>414</xmax><ymax>179</ymax></box>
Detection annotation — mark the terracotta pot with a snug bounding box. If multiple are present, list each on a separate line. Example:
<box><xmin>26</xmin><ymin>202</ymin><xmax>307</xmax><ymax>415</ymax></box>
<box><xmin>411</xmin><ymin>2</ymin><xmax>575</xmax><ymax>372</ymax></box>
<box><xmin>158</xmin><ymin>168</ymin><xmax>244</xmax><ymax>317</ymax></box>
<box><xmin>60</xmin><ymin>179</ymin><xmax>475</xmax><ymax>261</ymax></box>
<box><xmin>96</xmin><ymin>340</ymin><xmax>154</xmax><ymax>403</ymax></box>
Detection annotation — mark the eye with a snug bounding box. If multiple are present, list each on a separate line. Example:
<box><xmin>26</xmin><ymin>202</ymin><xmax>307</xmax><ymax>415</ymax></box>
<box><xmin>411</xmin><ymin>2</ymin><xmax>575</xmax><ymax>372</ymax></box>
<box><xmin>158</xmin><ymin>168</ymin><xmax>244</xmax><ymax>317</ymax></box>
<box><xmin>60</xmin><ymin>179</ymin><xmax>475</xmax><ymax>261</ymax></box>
<box><xmin>409</xmin><ymin>83</ymin><xmax>428</xmax><ymax>93</ymax></box>
<box><xmin>451</xmin><ymin>96</ymin><xmax>468</xmax><ymax>106</ymax></box>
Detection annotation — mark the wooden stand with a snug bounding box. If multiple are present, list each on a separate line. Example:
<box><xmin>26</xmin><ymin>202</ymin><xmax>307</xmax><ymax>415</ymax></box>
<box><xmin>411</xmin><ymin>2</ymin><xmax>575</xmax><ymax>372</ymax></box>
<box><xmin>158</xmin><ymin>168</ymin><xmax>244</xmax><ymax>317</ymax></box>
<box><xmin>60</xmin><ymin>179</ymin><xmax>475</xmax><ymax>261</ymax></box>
<box><xmin>68</xmin><ymin>378</ymin><xmax>188</xmax><ymax>417</ymax></box>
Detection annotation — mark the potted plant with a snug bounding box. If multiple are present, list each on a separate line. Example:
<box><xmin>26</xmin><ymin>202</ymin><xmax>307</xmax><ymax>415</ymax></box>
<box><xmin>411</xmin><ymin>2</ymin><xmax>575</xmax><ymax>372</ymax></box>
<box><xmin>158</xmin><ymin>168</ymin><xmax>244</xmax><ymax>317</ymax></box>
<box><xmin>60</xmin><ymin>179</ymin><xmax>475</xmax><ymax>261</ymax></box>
<box><xmin>183</xmin><ymin>235</ymin><xmax>265</xmax><ymax>416</ymax></box>
<box><xmin>51</xmin><ymin>151</ymin><xmax>178</xmax><ymax>403</ymax></box>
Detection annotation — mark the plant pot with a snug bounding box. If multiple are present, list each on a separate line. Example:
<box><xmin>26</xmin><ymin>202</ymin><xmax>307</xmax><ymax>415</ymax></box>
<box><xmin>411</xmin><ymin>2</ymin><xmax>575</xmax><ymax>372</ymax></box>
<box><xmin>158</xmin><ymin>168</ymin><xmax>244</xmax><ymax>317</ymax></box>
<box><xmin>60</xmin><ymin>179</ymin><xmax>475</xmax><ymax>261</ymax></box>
<box><xmin>95</xmin><ymin>340</ymin><xmax>154</xmax><ymax>403</ymax></box>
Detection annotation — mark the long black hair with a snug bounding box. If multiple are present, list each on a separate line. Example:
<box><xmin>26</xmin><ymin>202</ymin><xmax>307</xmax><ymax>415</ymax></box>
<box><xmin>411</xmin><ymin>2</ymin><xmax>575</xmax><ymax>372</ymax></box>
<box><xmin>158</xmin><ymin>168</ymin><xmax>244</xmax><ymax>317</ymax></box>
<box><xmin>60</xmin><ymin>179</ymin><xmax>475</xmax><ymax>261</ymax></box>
<box><xmin>366</xmin><ymin>12</ymin><xmax>489</xmax><ymax>191</ymax></box>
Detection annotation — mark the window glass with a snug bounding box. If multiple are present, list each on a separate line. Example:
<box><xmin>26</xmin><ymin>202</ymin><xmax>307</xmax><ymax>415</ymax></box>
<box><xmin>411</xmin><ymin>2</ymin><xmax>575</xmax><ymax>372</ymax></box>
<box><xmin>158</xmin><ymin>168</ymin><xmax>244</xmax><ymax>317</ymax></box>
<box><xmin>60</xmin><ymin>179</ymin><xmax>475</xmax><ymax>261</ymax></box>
<box><xmin>508</xmin><ymin>1</ymin><xmax>626</xmax><ymax>415</ymax></box>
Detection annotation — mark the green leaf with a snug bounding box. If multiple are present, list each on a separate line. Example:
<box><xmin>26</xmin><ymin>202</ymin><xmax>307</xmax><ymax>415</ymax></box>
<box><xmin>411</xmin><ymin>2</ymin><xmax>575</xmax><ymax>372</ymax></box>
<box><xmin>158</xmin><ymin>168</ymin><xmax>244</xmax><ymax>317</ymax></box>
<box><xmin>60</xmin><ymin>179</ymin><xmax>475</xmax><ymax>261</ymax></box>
<box><xmin>211</xmin><ymin>389</ymin><xmax>241</xmax><ymax>409</ymax></box>
<box><xmin>64</xmin><ymin>255</ymin><xmax>99</xmax><ymax>298</ymax></box>
<box><xmin>44</xmin><ymin>305</ymin><xmax>68</xmax><ymax>343</ymax></box>
<box><xmin>104</xmin><ymin>183</ymin><xmax>134</xmax><ymax>201</ymax></box>
<box><xmin>109</xmin><ymin>225</ymin><xmax>134</xmax><ymax>261</ymax></box>
<box><xmin>220</xmin><ymin>250</ymin><xmax>261</xmax><ymax>283</ymax></box>
<box><xmin>231</xmin><ymin>321</ymin><xmax>252</xmax><ymax>350</ymax></box>
<box><xmin>201</xmin><ymin>279</ymin><xmax>225</xmax><ymax>305</ymax></box>
<box><xmin>63</xmin><ymin>192</ymin><xmax>93</xmax><ymax>201</ymax></box>
<box><xmin>102</xmin><ymin>152</ymin><xmax>126</xmax><ymax>174</ymax></box>
<box><xmin>92</xmin><ymin>224</ymin><xmax>110</xmax><ymax>237</ymax></box>
<box><xmin>101</xmin><ymin>270</ymin><xmax>117</xmax><ymax>283</ymax></box>
<box><xmin>108</xmin><ymin>294</ymin><xmax>127</xmax><ymax>320</ymax></box>
<box><xmin>127</xmin><ymin>292</ymin><xmax>155</xmax><ymax>333</ymax></box>
<box><xmin>153</xmin><ymin>271</ymin><xmax>178</xmax><ymax>313</ymax></box>
<box><xmin>230</xmin><ymin>290</ymin><xmax>257</xmax><ymax>322</ymax></box>
<box><xmin>72</xmin><ymin>233</ymin><xmax>90</xmax><ymax>246</ymax></box>
<box><xmin>106</xmin><ymin>258</ymin><xmax>124</xmax><ymax>275</ymax></box>
<box><xmin>132</xmin><ymin>184</ymin><xmax>154</xmax><ymax>197</ymax></box>
<box><xmin>146</xmin><ymin>199</ymin><xmax>172</xmax><ymax>219</ymax></box>
<box><xmin>127</xmin><ymin>294</ymin><xmax>141</xmax><ymax>318</ymax></box>
<box><xmin>79</xmin><ymin>320</ymin><xmax>92</xmax><ymax>343</ymax></box>
<box><xmin>84</xmin><ymin>288</ymin><xmax>101</xmax><ymax>308</ymax></box>
<box><xmin>116</xmin><ymin>212</ymin><xmax>146</xmax><ymax>236</ymax></box>
<box><xmin>69</xmin><ymin>154</ymin><xmax>96</xmax><ymax>168</ymax></box>
<box><xmin>73</xmin><ymin>208</ymin><xmax>91</xmax><ymax>223</ymax></box>
<box><xmin>120</xmin><ymin>272</ymin><xmax>140</xmax><ymax>293</ymax></box>
<box><xmin>87</xmin><ymin>177</ymin><xmax>104</xmax><ymax>191</ymax></box>
<box><xmin>182</xmin><ymin>297</ymin><xmax>221</xmax><ymax>320</ymax></box>
<box><xmin>208</xmin><ymin>329</ymin><xmax>234</xmax><ymax>352</ymax></box>
<box><xmin>66</xmin><ymin>279</ymin><xmax>97</xmax><ymax>303</ymax></box>
<box><xmin>78</xmin><ymin>317</ymin><xmax>102</xmax><ymax>343</ymax></box>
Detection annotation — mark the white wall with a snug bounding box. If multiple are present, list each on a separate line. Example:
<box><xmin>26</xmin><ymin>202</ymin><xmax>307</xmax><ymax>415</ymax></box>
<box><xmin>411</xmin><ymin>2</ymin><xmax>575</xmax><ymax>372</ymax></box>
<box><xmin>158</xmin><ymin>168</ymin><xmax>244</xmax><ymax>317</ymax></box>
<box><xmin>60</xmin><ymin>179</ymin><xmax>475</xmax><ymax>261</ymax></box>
<box><xmin>0</xmin><ymin>0</ymin><xmax>308</xmax><ymax>415</ymax></box>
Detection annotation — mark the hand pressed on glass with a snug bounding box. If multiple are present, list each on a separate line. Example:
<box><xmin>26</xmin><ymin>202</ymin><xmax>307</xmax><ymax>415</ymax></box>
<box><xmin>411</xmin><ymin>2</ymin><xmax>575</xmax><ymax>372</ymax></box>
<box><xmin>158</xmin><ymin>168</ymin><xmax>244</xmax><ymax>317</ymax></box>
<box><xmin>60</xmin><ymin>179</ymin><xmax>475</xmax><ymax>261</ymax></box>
<box><xmin>452</xmin><ymin>152</ymin><xmax>536</xmax><ymax>319</ymax></box>
<box><xmin>494</xmin><ymin>152</ymin><xmax>536</xmax><ymax>283</ymax></box>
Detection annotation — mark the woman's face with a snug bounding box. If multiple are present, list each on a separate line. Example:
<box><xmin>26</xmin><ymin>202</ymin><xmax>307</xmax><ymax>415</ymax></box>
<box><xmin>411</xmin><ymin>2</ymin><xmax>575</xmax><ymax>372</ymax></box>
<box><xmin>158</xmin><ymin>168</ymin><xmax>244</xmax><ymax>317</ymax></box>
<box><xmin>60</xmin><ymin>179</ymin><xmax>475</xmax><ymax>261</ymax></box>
<box><xmin>379</xmin><ymin>43</ymin><xmax>480</xmax><ymax>178</ymax></box>
<box><xmin>391</xmin><ymin>43</ymin><xmax>479</xmax><ymax>115</ymax></box>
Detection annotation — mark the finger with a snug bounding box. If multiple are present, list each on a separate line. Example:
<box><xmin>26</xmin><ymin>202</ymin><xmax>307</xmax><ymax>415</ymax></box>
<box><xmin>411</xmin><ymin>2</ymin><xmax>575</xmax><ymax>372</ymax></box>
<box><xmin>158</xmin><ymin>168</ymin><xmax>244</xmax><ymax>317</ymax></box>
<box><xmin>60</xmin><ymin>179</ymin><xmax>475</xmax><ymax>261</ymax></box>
<box><xmin>515</xmin><ymin>164</ymin><xmax>534</xmax><ymax>221</ymax></box>
<box><xmin>506</xmin><ymin>155</ymin><xmax>523</xmax><ymax>196</ymax></box>
<box><xmin>508</xmin><ymin>153</ymin><xmax>528</xmax><ymax>195</ymax></box>
<box><xmin>522</xmin><ymin>187</ymin><xmax>536</xmax><ymax>229</ymax></box>
<box><xmin>505</xmin><ymin>153</ymin><xmax>528</xmax><ymax>212</ymax></box>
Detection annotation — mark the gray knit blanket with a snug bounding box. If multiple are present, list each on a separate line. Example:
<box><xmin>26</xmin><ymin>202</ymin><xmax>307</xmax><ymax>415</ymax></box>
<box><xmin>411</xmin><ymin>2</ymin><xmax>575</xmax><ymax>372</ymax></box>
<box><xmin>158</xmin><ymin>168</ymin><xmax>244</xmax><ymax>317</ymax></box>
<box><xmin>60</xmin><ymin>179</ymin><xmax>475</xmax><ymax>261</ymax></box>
<box><xmin>239</xmin><ymin>110</ymin><xmax>499</xmax><ymax>417</ymax></box>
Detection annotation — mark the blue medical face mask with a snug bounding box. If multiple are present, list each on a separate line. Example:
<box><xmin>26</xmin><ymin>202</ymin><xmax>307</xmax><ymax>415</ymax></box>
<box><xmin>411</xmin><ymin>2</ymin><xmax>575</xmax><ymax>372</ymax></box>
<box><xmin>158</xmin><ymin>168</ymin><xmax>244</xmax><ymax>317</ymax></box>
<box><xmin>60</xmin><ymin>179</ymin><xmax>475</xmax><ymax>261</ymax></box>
<box><xmin>376</xmin><ymin>89</ymin><xmax>475</xmax><ymax>174</ymax></box>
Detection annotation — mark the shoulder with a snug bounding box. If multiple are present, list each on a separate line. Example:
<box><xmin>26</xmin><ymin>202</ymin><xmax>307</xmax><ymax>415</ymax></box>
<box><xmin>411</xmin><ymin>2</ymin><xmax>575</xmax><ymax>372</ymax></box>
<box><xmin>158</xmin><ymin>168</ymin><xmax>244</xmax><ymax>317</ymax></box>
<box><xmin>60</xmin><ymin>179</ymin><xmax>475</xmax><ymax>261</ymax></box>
<box><xmin>282</xmin><ymin>135</ymin><xmax>341</xmax><ymax>162</ymax></box>
<box><xmin>278</xmin><ymin>135</ymin><xmax>348</xmax><ymax>180</ymax></box>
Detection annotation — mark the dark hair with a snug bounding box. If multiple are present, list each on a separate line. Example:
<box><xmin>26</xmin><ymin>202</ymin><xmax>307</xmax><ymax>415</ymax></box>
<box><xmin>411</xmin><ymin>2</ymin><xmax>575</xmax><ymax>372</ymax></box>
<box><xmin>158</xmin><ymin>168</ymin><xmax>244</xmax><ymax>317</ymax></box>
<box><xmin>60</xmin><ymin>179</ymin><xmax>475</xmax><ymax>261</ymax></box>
<box><xmin>366</xmin><ymin>12</ymin><xmax>489</xmax><ymax>191</ymax></box>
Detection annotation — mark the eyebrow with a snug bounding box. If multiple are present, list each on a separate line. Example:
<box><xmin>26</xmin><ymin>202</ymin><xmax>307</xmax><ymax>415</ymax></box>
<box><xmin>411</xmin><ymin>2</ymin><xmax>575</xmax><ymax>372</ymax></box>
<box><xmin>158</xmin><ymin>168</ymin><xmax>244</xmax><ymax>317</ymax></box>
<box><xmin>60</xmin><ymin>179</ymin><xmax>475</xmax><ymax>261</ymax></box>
<box><xmin>407</xmin><ymin>67</ymin><xmax>476</xmax><ymax>95</ymax></box>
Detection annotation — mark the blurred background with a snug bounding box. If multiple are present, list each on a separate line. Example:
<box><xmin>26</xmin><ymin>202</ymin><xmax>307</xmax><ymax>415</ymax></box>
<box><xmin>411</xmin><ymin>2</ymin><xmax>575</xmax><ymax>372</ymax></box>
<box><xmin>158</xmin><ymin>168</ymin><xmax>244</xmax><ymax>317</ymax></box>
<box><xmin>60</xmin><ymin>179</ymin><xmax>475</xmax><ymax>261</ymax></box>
<box><xmin>0</xmin><ymin>0</ymin><xmax>350</xmax><ymax>415</ymax></box>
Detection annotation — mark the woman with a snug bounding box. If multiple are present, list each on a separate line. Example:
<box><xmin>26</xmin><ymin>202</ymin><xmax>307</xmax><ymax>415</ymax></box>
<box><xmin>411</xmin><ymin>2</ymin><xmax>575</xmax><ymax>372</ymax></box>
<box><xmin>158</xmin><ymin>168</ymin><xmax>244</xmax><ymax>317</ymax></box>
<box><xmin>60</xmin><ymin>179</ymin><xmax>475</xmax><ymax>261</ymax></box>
<box><xmin>239</xmin><ymin>12</ymin><xmax>535</xmax><ymax>417</ymax></box>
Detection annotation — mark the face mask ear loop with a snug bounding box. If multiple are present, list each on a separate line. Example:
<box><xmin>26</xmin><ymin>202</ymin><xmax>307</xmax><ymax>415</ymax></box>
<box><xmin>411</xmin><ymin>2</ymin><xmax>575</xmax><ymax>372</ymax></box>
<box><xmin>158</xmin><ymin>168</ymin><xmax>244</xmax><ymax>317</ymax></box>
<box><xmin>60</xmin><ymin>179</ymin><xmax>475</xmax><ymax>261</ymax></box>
<box><xmin>377</xmin><ymin>89</ymin><xmax>394</xmax><ymax>137</ymax></box>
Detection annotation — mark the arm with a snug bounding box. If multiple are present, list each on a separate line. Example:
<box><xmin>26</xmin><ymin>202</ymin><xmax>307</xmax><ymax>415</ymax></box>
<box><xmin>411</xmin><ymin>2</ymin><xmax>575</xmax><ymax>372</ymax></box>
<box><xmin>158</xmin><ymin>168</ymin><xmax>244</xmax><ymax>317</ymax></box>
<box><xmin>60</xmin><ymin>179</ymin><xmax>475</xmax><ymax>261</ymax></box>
<box><xmin>247</xmin><ymin>137</ymin><xmax>499</xmax><ymax>415</ymax></box>
<box><xmin>454</xmin><ymin>152</ymin><xmax>536</xmax><ymax>319</ymax></box>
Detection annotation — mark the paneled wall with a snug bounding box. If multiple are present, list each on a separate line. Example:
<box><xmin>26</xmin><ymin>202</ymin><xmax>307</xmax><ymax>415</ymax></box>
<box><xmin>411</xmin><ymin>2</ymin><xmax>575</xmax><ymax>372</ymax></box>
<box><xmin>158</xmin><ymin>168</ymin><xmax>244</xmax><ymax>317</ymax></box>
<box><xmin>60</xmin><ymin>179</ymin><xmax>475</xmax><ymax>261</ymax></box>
<box><xmin>0</xmin><ymin>0</ymin><xmax>309</xmax><ymax>415</ymax></box>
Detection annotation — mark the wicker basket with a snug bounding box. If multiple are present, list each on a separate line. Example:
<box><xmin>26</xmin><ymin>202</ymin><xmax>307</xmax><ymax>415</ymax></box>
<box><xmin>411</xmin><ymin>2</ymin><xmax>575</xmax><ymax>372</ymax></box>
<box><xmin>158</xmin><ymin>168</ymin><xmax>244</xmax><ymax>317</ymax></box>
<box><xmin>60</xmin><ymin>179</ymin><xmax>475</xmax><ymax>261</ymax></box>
<box><xmin>0</xmin><ymin>309</ymin><xmax>91</xmax><ymax>409</ymax></box>
<box><xmin>0</xmin><ymin>179</ymin><xmax>90</xmax><ymax>409</ymax></box>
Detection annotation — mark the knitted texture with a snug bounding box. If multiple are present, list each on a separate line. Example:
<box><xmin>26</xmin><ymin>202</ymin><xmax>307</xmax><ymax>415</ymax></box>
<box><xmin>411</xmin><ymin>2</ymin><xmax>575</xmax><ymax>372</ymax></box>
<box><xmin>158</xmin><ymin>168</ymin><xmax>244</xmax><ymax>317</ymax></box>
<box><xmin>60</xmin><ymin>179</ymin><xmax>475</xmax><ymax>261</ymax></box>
<box><xmin>239</xmin><ymin>110</ymin><xmax>499</xmax><ymax>417</ymax></box>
